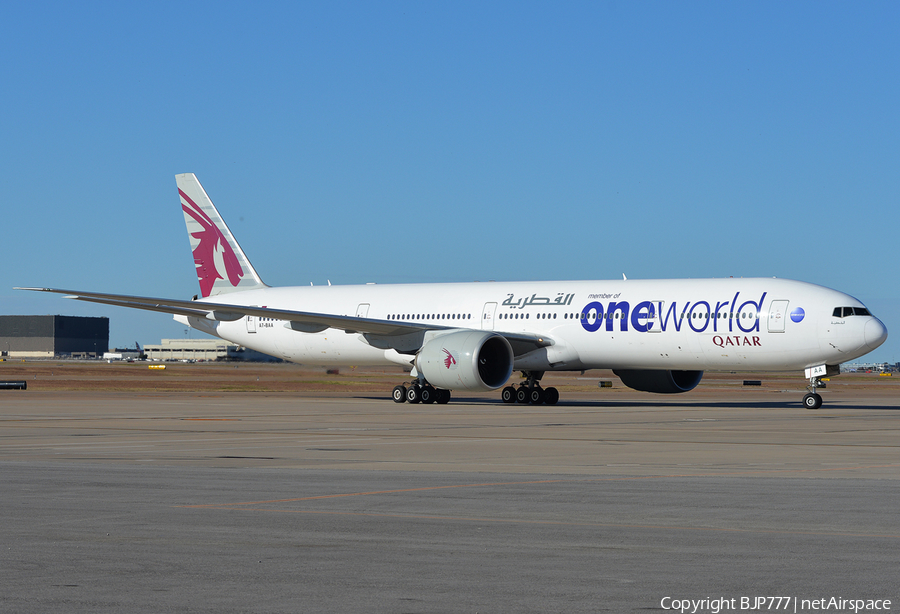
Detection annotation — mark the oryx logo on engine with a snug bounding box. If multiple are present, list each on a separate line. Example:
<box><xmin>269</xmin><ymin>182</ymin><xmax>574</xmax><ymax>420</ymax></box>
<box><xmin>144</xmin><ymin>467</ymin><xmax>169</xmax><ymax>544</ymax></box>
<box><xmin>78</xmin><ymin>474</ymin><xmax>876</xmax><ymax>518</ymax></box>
<box><xmin>442</xmin><ymin>348</ymin><xmax>457</xmax><ymax>369</ymax></box>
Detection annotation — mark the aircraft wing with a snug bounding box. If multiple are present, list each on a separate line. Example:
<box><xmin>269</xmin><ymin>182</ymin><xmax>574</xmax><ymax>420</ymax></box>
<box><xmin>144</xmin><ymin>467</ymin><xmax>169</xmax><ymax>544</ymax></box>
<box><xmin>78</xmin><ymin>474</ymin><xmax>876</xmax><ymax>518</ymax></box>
<box><xmin>16</xmin><ymin>287</ymin><xmax>552</xmax><ymax>355</ymax></box>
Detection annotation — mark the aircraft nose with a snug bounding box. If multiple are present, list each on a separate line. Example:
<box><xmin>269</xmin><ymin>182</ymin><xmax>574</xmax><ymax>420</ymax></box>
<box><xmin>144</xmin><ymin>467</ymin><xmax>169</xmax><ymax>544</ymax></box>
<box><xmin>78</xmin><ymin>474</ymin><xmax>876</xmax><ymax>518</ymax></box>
<box><xmin>865</xmin><ymin>318</ymin><xmax>888</xmax><ymax>350</ymax></box>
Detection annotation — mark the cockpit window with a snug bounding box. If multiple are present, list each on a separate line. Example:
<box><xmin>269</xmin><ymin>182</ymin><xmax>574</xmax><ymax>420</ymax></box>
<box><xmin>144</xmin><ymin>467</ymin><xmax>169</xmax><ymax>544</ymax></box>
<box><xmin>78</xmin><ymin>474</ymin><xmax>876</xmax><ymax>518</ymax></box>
<box><xmin>833</xmin><ymin>307</ymin><xmax>871</xmax><ymax>318</ymax></box>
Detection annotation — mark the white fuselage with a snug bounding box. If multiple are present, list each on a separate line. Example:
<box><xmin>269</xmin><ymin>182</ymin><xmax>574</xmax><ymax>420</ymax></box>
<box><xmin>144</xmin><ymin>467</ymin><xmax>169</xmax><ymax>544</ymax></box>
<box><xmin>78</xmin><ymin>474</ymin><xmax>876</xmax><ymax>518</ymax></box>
<box><xmin>180</xmin><ymin>277</ymin><xmax>886</xmax><ymax>373</ymax></box>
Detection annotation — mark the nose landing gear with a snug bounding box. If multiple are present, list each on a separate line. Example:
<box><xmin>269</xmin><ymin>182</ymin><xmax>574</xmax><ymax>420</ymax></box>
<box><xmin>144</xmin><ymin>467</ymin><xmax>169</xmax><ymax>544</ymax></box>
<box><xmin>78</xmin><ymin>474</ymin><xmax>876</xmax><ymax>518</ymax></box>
<box><xmin>802</xmin><ymin>376</ymin><xmax>824</xmax><ymax>409</ymax></box>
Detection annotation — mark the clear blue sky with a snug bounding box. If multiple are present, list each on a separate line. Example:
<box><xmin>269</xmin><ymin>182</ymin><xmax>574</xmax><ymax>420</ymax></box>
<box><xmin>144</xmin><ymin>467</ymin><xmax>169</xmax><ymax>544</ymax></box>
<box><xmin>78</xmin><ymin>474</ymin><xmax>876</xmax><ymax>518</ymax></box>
<box><xmin>2</xmin><ymin>2</ymin><xmax>898</xmax><ymax>364</ymax></box>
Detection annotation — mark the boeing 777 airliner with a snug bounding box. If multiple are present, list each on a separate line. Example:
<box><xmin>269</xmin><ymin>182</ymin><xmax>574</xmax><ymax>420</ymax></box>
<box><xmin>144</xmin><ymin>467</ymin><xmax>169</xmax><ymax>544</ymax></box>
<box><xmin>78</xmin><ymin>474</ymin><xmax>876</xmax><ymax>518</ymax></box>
<box><xmin>19</xmin><ymin>174</ymin><xmax>888</xmax><ymax>409</ymax></box>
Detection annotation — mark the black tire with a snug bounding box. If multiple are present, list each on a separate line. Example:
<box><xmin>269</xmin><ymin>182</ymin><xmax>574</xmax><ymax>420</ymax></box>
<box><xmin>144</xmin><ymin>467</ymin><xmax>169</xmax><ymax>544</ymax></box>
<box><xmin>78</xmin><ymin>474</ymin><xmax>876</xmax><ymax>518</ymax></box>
<box><xmin>421</xmin><ymin>385</ymin><xmax>436</xmax><ymax>404</ymax></box>
<box><xmin>501</xmin><ymin>386</ymin><xmax>516</xmax><ymax>403</ymax></box>
<box><xmin>544</xmin><ymin>387</ymin><xmax>559</xmax><ymax>405</ymax></box>
<box><xmin>406</xmin><ymin>385</ymin><xmax>421</xmax><ymax>404</ymax></box>
<box><xmin>392</xmin><ymin>385</ymin><xmax>407</xmax><ymax>403</ymax></box>
<box><xmin>803</xmin><ymin>393</ymin><xmax>822</xmax><ymax>409</ymax></box>
<box><xmin>529</xmin><ymin>387</ymin><xmax>544</xmax><ymax>405</ymax></box>
<box><xmin>516</xmin><ymin>387</ymin><xmax>529</xmax><ymax>404</ymax></box>
<box><xmin>436</xmin><ymin>389</ymin><xmax>451</xmax><ymax>404</ymax></box>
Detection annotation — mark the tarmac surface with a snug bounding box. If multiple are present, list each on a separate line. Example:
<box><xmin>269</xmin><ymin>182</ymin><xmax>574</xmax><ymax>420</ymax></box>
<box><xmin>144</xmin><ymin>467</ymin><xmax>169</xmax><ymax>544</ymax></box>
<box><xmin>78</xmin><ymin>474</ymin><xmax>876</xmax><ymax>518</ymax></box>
<box><xmin>1</xmin><ymin>363</ymin><xmax>898</xmax><ymax>612</ymax></box>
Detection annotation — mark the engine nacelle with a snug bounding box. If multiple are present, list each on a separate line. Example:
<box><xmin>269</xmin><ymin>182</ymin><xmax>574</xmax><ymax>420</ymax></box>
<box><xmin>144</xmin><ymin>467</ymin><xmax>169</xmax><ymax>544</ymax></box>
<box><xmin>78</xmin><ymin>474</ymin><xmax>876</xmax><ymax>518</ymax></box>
<box><xmin>415</xmin><ymin>331</ymin><xmax>514</xmax><ymax>392</ymax></box>
<box><xmin>613</xmin><ymin>369</ymin><xmax>703</xmax><ymax>394</ymax></box>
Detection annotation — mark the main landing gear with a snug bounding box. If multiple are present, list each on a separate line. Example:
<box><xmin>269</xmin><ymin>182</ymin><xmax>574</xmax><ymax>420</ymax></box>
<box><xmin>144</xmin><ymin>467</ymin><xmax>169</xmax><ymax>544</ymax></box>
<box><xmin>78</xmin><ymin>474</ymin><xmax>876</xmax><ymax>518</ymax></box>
<box><xmin>392</xmin><ymin>382</ymin><xmax>451</xmax><ymax>405</ymax></box>
<box><xmin>802</xmin><ymin>376</ymin><xmax>824</xmax><ymax>409</ymax></box>
<box><xmin>501</xmin><ymin>371</ymin><xmax>559</xmax><ymax>405</ymax></box>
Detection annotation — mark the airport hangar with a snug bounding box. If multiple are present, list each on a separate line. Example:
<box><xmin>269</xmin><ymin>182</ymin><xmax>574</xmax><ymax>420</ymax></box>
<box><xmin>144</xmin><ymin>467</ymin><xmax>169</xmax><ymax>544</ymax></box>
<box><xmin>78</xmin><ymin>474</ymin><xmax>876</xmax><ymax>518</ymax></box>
<box><xmin>0</xmin><ymin>315</ymin><xmax>108</xmax><ymax>359</ymax></box>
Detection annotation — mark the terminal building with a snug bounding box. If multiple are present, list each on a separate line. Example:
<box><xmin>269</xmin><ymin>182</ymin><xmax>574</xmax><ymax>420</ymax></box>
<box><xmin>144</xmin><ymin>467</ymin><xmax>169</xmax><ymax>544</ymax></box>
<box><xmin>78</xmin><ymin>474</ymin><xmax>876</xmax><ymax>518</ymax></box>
<box><xmin>0</xmin><ymin>315</ymin><xmax>109</xmax><ymax>358</ymax></box>
<box><xmin>143</xmin><ymin>338</ymin><xmax>280</xmax><ymax>362</ymax></box>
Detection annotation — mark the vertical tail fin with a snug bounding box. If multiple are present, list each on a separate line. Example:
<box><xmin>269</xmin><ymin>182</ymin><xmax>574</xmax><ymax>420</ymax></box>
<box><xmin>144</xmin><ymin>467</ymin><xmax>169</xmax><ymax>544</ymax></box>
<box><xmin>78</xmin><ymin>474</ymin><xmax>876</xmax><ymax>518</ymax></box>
<box><xmin>176</xmin><ymin>173</ymin><xmax>267</xmax><ymax>298</ymax></box>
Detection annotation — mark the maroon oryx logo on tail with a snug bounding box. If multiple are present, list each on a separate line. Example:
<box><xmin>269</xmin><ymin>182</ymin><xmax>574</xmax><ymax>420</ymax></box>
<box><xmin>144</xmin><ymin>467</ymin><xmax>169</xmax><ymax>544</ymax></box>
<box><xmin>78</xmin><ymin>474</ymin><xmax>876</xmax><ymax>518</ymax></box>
<box><xmin>180</xmin><ymin>188</ymin><xmax>244</xmax><ymax>297</ymax></box>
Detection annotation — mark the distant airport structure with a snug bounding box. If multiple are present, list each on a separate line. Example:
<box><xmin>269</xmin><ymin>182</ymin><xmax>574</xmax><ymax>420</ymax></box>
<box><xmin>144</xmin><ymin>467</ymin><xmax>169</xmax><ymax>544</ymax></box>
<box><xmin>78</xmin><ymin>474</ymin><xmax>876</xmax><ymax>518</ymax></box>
<box><xmin>0</xmin><ymin>315</ymin><xmax>109</xmax><ymax>358</ymax></box>
<box><xmin>143</xmin><ymin>338</ymin><xmax>280</xmax><ymax>362</ymax></box>
<box><xmin>0</xmin><ymin>315</ymin><xmax>280</xmax><ymax>362</ymax></box>
<box><xmin>842</xmin><ymin>362</ymin><xmax>897</xmax><ymax>373</ymax></box>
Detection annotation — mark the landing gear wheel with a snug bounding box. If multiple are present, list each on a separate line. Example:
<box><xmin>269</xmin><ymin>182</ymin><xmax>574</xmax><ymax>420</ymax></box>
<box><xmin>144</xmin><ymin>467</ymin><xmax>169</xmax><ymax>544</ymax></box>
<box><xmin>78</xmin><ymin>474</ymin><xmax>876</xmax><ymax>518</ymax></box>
<box><xmin>803</xmin><ymin>393</ymin><xmax>822</xmax><ymax>409</ymax></box>
<box><xmin>392</xmin><ymin>385</ymin><xmax>407</xmax><ymax>403</ymax></box>
<box><xmin>501</xmin><ymin>386</ymin><xmax>517</xmax><ymax>404</ymax></box>
<box><xmin>406</xmin><ymin>385</ymin><xmax>422</xmax><ymax>404</ymax></box>
<box><xmin>435</xmin><ymin>389</ymin><xmax>451</xmax><ymax>404</ymax></box>
<box><xmin>543</xmin><ymin>387</ymin><xmax>559</xmax><ymax>405</ymax></box>
<box><xmin>420</xmin><ymin>385</ymin><xmax>436</xmax><ymax>404</ymax></box>
<box><xmin>513</xmin><ymin>371</ymin><xmax>547</xmax><ymax>406</ymax></box>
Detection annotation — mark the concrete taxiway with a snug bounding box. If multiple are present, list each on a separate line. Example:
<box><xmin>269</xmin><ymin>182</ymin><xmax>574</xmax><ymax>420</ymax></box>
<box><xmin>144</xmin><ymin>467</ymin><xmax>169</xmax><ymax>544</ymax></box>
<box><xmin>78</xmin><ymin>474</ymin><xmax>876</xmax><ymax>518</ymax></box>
<box><xmin>2</xmin><ymin>385</ymin><xmax>899</xmax><ymax>612</ymax></box>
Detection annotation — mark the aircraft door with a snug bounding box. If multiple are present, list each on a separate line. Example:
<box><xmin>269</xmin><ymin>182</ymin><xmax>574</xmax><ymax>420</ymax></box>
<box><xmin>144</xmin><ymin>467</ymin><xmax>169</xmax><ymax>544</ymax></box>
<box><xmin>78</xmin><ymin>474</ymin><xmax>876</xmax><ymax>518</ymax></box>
<box><xmin>246</xmin><ymin>306</ymin><xmax>257</xmax><ymax>333</ymax></box>
<box><xmin>356</xmin><ymin>303</ymin><xmax>370</xmax><ymax>318</ymax></box>
<box><xmin>768</xmin><ymin>300</ymin><xmax>789</xmax><ymax>333</ymax></box>
<box><xmin>482</xmin><ymin>302</ymin><xmax>497</xmax><ymax>330</ymax></box>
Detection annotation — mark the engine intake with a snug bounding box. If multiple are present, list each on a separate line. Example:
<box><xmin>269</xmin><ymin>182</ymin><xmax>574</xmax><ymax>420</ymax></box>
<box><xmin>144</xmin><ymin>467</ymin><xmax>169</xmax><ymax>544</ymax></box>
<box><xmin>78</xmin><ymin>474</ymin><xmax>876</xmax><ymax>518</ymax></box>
<box><xmin>613</xmin><ymin>369</ymin><xmax>703</xmax><ymax>394</ymax></box>
<box><xmin>416</xmin><ymin>331</ymin><xmax>514</xmax><ymax>392</ymax></box>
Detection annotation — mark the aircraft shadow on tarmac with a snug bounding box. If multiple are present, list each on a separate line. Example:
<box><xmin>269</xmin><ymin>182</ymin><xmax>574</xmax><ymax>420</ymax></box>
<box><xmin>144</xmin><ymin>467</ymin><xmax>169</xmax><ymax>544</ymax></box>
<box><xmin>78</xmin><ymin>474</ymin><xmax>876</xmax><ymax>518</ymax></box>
<box><xmin>357</xmin><ymin>396</ymin><xmax>900</xmax><ymax>411</ymax></box>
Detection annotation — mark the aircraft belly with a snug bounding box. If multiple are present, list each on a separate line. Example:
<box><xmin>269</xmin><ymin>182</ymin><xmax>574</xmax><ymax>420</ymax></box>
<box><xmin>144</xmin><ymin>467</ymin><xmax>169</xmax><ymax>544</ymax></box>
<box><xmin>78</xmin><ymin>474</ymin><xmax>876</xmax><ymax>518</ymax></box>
<box><xmin>573</xmin><ymin>330</ymin><xmax>704</xmax><ymax>370</ymax></box>
<box><xmin>212</xmin><ymin>320</ymin><xmax>278</xmax><ymax>359</ymax></box>
<box><xmin>275</xmin><ymin>327</ymin><xmax>389</xmax><ymax>365</ymax></box>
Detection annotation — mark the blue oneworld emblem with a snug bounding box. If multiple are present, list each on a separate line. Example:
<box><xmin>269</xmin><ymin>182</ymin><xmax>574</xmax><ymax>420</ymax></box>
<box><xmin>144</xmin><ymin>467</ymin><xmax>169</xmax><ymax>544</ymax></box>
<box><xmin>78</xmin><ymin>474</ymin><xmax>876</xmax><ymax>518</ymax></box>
<box><xmin>790</xmin><ymin>307</ymin><xmax>805</xmax><ymax>323</ymax></box>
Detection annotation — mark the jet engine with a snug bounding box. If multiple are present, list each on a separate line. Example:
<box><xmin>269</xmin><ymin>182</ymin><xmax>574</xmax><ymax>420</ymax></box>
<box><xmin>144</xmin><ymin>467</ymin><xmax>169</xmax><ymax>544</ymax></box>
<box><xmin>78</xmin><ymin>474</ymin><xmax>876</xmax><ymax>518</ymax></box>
<box><xmin>613</xmin><ymin>369</ymin><xmax>703</xmax><ymax>394</ymax></box>
<box><xmin>415</xmin><ymin>331</ymin><xmax>514</xmax><ymax>392</ymax></box>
